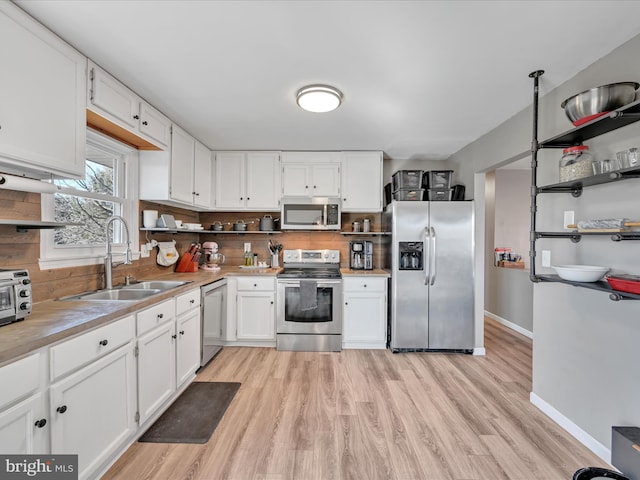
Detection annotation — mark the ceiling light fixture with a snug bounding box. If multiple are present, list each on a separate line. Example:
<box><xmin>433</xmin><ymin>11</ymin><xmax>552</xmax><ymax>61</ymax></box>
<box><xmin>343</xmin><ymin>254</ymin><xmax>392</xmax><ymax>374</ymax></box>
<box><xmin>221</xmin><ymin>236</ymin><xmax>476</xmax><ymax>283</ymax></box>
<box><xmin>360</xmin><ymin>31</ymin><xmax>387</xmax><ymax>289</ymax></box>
<box><xmin>296</xmin><ymin>84</ymin><xmax>343</xmax><ymax>113</ymax></box>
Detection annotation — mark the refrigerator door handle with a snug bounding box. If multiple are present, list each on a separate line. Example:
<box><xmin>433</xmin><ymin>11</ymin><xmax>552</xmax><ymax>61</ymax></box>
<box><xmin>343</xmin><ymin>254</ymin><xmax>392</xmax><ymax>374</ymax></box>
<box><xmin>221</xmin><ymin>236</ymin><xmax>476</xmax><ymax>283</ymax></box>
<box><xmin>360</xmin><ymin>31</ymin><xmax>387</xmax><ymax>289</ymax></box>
<box><xmin>430</xmin><ymin>226</ymin><xmax>437</xmax><ymax>286</ymax></box>
<box><xmin>424</xmin><ymin>226</ymin><xmax>431</xmax><ymax>285</ymax></box>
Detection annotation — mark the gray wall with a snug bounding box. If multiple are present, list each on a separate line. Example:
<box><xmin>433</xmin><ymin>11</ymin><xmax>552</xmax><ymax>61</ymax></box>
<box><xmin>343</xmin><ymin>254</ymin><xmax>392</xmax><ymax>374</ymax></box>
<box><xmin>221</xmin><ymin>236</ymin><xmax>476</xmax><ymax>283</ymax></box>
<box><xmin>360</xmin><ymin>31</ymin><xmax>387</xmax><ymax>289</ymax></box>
<box><xmin>449</xmin><ymin>32</ymin><xmax>640</xmax><ymax>455</ymax></box>
<box><xmin>484</xmin><ymin>170</ymin><xmax>534</xmax><ymax>334</ymax></box>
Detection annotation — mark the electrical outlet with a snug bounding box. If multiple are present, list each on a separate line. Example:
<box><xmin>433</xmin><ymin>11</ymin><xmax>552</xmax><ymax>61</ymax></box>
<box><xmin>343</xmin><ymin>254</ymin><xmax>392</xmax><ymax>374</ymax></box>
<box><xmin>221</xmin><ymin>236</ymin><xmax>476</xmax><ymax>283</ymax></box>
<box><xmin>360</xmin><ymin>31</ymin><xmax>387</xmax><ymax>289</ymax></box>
<box><xmin>564</xmin><ymin>210</ymin><xmax>575</xmax><ymax>229</ymax></box>
<box><xmin>140</xmin><ymin>244</ymin><xmax>150</xmax><ymax>258</ymax></box>
<box><xmin>542</xmin><ymin>250</ymin><xmax>551</xmax><ymax>267</ymax></box>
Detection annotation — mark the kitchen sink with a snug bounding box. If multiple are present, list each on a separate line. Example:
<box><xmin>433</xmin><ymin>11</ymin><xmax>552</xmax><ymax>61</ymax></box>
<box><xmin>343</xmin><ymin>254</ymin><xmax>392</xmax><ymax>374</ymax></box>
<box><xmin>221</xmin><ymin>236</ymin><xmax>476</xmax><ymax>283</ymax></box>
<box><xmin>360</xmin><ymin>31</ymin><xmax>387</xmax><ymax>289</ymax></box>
<box><xmin>122</xmin><ymin>280</ymin><xmax>191</xmax><ymax>291</ymax></box>
<box><xmin>60</xmin><ymin>289</ymin><xmax>162</xmax><ymax>301</ymax></box>
<box><xmin>58</xmin><ymin>280</ymin><xmax>191</xmax><ymax>302</ymax></box>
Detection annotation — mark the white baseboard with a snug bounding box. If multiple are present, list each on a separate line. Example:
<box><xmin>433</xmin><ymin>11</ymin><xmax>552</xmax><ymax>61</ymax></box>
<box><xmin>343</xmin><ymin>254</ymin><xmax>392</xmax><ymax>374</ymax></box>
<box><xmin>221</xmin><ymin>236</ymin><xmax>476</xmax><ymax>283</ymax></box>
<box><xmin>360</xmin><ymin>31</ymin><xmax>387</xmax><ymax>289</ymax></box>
<box><xmin>485</xmin><ymin>311</ymin><xmax>533</xmax><ymax>339</ymax></box>
<box><xmin>530</xmin><ymin>392</ymin><xmax>611</xmax><ymax>464</ymax></box>
<box><xmin>473</xmin><ymin>347</ymin><xmax>486</xmax><ymax>356</ymax></box>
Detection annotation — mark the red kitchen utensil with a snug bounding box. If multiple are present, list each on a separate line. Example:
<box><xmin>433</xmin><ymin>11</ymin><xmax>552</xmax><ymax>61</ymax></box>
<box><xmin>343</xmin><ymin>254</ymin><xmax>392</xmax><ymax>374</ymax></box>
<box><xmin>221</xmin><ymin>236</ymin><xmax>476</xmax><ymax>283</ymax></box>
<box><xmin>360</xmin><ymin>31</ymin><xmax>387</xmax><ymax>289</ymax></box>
<box><xmin>606</xmin><ymin>274</ymin><xmax>640</xmax><ymax>295</ymax></box>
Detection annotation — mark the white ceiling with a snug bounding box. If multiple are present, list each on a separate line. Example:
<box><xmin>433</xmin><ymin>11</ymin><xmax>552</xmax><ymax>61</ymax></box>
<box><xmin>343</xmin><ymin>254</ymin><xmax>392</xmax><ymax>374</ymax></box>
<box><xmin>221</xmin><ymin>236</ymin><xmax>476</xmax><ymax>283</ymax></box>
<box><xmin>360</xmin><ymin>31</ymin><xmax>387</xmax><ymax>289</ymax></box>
<box><xmin>15</xmin><ymin>0</ymin><xmax>640</xmax><ymax>161</ymax></box>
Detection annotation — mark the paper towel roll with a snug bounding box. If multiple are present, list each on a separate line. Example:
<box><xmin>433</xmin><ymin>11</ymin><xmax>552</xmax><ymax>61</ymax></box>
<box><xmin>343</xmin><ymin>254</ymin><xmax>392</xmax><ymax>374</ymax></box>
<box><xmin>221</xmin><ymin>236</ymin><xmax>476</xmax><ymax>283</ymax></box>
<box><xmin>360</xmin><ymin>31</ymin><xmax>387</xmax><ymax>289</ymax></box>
<box><xmin>0</xmin><ymin>174</ymin><xmax>59</xmax><ymax>194</ymax></box>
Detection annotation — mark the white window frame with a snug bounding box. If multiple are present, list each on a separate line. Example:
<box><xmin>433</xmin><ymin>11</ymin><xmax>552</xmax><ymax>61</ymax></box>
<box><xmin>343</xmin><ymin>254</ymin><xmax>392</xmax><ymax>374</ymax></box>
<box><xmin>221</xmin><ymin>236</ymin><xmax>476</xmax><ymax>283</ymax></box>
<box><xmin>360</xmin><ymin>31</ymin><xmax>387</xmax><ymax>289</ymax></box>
<box><xmin>40</xmin><ymin>129</ymin><xmax>139</xmax><ymax>269</ymax></box>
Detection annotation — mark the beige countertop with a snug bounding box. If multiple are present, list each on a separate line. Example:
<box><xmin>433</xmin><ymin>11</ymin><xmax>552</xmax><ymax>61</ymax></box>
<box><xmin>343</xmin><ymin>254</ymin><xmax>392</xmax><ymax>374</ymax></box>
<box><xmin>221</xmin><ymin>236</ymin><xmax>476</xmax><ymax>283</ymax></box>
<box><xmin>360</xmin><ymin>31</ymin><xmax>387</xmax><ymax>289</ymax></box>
<box><xmin>0</xmin><ymin>266</ymin><xmax>390</xmax><ymax>366</ymax></box>
<box><xmin>0</xmin><ymin>266</ymin><xmax>281</xmax><ymax>366</ymax></box>
<box><xmin>341</xmin><ymin>268</ymin><xmax>390</xmax><ymax>277</ymax></box>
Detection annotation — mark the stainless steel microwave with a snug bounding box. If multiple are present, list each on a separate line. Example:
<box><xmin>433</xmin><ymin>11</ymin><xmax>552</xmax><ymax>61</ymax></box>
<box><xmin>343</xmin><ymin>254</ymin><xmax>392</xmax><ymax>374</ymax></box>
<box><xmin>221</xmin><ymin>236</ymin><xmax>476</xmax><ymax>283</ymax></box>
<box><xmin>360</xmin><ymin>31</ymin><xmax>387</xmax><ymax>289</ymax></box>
<box><xmin>280</xmin><ymin>197</ymin><xmax>341</xmax><ymax>230</ymax></box>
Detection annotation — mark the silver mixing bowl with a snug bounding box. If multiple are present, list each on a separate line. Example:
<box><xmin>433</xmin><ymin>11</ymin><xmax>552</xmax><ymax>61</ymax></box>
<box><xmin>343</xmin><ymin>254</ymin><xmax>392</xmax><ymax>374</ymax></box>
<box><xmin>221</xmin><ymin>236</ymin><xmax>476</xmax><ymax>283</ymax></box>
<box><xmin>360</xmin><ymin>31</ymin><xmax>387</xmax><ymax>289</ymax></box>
<box><xmin>561</xmin><ymin>82</ymin><xmax>639</xmax><ymax>124</ymax></box>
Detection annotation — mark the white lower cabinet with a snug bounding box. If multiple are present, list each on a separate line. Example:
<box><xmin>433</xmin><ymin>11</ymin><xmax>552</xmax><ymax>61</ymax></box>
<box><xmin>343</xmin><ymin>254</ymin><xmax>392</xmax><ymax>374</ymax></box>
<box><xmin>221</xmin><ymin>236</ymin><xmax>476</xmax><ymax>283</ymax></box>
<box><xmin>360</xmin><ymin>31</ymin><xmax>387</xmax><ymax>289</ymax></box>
<box><xmin>0</xmin><ymin>392</ymin><xmax>47</xmax><ymax>454</ymax></box>
<box><xmin>137</xmin><ymin>289</ymin><xmax>201</xmax><ymax>425</ymax></box>
<box><xmin>136</xmin><ymin>320</ymin><xmax>176</xmax><ymax>425</ymax></box>
<box><xmin>342</xmin><ymin>276</ymin><xmax>388</xmax><ymax>349</ymax></box>
<box><xmin>175</xmin><ymin>289</ymin><xmax>201</xmax><ymax>387</ymax></box>
<box><xmin>227</xmin><ymin>277</ymin><xmax>276</xmax><ymax>343</ymax></box>
<box><xmin>0</xmin><ymin>352</ymin><xmax>47</xmax><ymax>454</ymax></box>
<box><xmin>50</xmin><ymin>344</ymin><xmax>137</xmax><ymax>480</ymax></box>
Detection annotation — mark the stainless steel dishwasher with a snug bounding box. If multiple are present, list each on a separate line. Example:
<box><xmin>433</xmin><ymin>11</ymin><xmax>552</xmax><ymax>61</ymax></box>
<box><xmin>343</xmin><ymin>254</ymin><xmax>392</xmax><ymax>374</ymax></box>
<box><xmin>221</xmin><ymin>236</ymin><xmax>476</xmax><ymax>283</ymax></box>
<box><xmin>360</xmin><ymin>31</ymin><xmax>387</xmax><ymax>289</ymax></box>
<box><xmin>200</xmin><ymin>278</ymin><xmax>227</xmax><ymax>367</ymax></box>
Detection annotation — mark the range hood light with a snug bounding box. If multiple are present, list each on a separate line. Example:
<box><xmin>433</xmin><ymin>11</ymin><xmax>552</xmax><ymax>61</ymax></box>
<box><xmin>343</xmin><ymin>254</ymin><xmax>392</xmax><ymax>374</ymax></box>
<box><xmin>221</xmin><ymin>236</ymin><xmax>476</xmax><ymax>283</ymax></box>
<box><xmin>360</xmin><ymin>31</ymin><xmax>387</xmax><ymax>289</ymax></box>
<box><xmin>296</xmin><ymin>85</ymin><xmax>343</xmax><ymax>113</ymax></box>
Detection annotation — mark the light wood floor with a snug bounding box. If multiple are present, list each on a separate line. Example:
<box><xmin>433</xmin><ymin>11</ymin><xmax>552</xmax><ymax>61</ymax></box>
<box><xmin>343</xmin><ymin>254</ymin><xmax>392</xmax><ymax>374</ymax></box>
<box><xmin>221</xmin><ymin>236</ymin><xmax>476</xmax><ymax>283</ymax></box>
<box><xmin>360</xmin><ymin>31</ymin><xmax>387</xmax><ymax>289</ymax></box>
<box><xmin>103</xmin><ymin>318</ymin><xmax>607</xmax><ymax>479</ymax></box>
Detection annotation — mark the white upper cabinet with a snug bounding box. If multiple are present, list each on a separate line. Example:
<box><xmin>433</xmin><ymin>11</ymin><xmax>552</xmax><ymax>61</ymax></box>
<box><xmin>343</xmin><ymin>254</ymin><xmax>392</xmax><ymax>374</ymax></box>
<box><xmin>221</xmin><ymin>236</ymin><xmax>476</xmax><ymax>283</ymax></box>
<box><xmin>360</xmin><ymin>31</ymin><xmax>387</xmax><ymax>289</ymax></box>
<box><xmin>214</xmin><ymin>152</ymin><xmax>281</xmax><ymax>211</ymax></box>
<box><xmin>139</xmin><ymin>125</ymin><xmax>214</xmax><ymax>211</ymax></box>
<box><xmin>88</xmin><ymin>61</ymin><xmax>171</xmax><ymax>149</ymax></box>
<box><xmin>169</xmin><ymin>124</ymin><xmax>196</xmax><ymax>204</ymax></box>
<box><xmin>341</xmin><ymin>151</ymin><xmax>383</xmax><ymax>212</ymax></box>
<box><xmin>281</xmin><ymin>152</ymin><xmax>341</xmax><ymax>198</ymax></box>
<box><xmin>0</xmin><ymin>2</ymin><xmax>86</xmax><ymax>179</ymax></box>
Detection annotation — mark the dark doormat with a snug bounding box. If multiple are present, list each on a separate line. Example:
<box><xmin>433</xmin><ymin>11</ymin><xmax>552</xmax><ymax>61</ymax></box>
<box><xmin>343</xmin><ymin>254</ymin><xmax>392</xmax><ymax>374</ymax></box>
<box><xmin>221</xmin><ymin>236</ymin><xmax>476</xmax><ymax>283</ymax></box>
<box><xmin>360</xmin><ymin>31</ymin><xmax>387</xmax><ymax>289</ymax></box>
<box><xmin>138</xmin><ymin>381</ymin><xmax>241</xmax><ymax>444</ymax></box>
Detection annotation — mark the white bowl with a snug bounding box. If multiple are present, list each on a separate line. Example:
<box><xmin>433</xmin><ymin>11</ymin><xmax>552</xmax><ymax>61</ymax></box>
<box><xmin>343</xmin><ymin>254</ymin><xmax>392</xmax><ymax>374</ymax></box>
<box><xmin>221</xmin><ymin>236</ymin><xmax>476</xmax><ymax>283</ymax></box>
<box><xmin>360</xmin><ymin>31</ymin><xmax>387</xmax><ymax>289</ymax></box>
<box><xmin>552</xmin><ymin>265</ymin><xmax>609</xmax><ymax>282</ymax></box>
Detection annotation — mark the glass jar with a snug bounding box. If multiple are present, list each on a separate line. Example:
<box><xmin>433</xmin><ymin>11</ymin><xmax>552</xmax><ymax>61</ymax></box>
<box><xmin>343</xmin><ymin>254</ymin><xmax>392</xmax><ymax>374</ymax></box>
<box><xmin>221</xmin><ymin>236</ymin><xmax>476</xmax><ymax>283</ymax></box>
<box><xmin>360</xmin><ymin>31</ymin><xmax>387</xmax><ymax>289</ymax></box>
<box><xmin>559</xmin><ymin>145</ymin><xmax>593</xmax><ymax>182</ymax></box>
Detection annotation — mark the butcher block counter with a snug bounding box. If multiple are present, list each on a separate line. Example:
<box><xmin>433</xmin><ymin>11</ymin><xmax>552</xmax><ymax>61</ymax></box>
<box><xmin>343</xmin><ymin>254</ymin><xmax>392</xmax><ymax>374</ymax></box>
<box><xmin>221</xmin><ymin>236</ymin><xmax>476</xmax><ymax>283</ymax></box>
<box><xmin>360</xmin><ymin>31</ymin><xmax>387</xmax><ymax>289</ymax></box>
<box><xmin>0</xmin><ymin>266</ymin><xmax>280</xmax><ymax>366</ymax></box>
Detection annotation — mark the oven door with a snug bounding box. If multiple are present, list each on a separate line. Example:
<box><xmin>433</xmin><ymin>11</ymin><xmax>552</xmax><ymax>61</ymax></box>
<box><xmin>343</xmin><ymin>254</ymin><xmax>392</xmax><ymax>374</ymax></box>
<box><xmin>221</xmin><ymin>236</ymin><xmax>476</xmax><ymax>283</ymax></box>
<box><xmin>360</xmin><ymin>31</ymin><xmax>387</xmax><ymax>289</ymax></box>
<box><xmin>0</xmin><ymin>284</ymin><xmax>16</xmax><ymax>325</ymax></box>
<box><xmin>276</xmin><ymin>279</ymin><xmax>342</xmax><ymax>335</ymax></box>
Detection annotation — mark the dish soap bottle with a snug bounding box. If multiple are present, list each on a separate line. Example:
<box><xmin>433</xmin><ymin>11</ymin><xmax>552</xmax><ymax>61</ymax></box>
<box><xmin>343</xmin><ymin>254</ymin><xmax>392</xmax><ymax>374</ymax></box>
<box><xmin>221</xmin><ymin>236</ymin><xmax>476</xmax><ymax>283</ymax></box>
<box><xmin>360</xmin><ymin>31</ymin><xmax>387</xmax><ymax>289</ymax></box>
<box><xmin>244</xmin><ymin>243</ymin><xmax>253</xmax><ymax>266</ymax></box>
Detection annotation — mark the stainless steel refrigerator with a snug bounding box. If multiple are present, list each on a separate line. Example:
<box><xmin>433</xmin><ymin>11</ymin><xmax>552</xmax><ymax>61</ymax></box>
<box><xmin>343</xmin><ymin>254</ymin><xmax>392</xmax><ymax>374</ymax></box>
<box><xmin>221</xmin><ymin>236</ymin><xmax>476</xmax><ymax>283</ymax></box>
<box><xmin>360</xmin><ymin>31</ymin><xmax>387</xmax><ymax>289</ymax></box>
<box><xmin>384</xmin><ymin>200</ymin><xmax>474</xmax><ymax>352</ymax></box>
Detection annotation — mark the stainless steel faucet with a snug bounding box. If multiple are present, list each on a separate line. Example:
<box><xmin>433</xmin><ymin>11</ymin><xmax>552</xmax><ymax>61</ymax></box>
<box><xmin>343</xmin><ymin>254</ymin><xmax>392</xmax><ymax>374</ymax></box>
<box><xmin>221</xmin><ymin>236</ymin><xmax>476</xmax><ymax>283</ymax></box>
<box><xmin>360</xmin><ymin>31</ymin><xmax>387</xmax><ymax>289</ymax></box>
<box><xmin>104</xmin><ymin>215</ymin><xmax>133</xmax><ymax>290</ymax></box>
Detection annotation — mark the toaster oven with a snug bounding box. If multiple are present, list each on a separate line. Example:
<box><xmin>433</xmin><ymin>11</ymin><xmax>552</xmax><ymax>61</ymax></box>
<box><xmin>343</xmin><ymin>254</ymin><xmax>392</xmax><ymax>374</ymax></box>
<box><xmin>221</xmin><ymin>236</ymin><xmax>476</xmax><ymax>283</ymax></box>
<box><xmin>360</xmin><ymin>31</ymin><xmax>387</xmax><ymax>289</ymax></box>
<box><xmin>0</xmin><ymin>269</ymin><xmax>32</xmax><ymax>327</ymax></box>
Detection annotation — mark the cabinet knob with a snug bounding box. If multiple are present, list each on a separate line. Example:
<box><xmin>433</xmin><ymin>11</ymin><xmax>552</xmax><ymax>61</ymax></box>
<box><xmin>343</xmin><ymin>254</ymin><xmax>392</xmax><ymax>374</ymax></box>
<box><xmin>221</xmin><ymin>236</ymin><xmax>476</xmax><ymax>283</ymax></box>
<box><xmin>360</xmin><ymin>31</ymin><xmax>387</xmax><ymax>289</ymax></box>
<box><xmin>254</xmin><ymin>284</ymin><xmax>257</xmax><ymax>287</ymax></box>
<box><xmin>98</xmin><ymin>339</ymin><xmax>108</xmax><ymax>346</ymax></box>
<box><xmin>247</xmin><ymin>197</ymin><xmax>250</xmax><ymax>200</ymax></box>
<box><xmin>180</xmin><ymin>330</ymin><xmax>185</xmax><ymax>335</ymax></box>
<box><xmin>305</xmin><ymin>186</ymin><xmax>309</xmax><ymax>189</ymax></box>
<box><xmin>142</xmin><ymin>120</ymin><xmax>148</xmax><ymax>126</ymax></box>
<box><xmin>240</xmin><ymin>197</ymin><xmax>243</xmax><ymax>200</ymax></box>
<box><xmin>364</xmin><ymin>284</ymin><xmax>367</xmax><ymax>288</ymax></box>
<box><xmin>192</xmin><ymin>191</ymin><xmax>196</xmax><ymax>195</ymax></box>
<box><xmin>133</xmin><ymin>114</ymin><xmax>139</xmax><ymax>120</ymax></box>
<box><xmin>344</xmin><ymin>198</ymin><xmax>347</xmax><ymax>201</ymax></box>
<box><xmin>270</xmin><ymin>301</ymin><xmax>274</xmax><ymax>305</ymax></box>
<box><xmin>345</xmin><ymin>302</ymin><xmax>348</xmax><ymax>305</ymax></box>
<box><xmin>34</xmin><ymin>418</ymin><xmax>47</xmax><ymax>428</ymax></box>
<box><xmin>56</xmin><ymin>405</ymin><xmax>67</xmax><ymax>414</ymax></box>
<box><xmin>172</xmin><ymin>334</ymin><xmax>177</xmax><ymax>339</ymax></box>
<box><xmin>314</xmin><ymin>185</ymin><xmax>317</xmax><ymax>189</ymax></box>
<box><xmin>157</xmin><ymin>313</ymin><xmax>163</xmax><ymax>319</ymax></box>
<box><xmin>189</xmin><ymin>299</ymin><xmax>195</xmax><ymax>304</ymax></box>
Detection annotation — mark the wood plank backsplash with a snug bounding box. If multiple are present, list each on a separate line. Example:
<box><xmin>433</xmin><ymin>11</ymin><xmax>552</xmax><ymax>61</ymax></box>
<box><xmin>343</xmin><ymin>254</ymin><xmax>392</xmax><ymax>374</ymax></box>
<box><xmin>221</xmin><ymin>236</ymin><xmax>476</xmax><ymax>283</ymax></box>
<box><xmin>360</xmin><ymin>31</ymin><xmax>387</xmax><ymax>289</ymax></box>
<box><xmin>0</xmin><ymin>189</ymin><xmax>386</xmax><ymax>303</ymax></box>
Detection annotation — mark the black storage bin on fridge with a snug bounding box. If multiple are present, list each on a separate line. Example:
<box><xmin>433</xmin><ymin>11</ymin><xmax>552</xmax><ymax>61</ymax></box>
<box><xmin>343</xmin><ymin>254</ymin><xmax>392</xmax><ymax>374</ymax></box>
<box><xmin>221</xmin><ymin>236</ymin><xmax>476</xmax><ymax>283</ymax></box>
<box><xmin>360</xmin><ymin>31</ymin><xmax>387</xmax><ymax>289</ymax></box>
<box><xmin>391</xmin><ymin>170</ymin><xmax>423</xmax><ymax>190</ymax></box>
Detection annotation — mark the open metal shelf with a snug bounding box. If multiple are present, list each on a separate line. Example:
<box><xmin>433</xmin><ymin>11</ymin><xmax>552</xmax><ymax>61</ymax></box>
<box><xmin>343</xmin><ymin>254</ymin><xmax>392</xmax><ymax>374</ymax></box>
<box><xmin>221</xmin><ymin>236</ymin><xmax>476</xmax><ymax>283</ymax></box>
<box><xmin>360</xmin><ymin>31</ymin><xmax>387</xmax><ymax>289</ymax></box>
<box><xmin>537</xmin><ymin>166</ymin><xmax>640</xmax><ymax>196</ymax></box>
<box><xmin>535</xmin><ymin>231</ymin><xmax>640</xmax><ymax>242</ymax></box>
<box><xmin>537</xmin><ymin>274</ymin><xmax>640</xmax><ymax>301</ymax></box>
<box><xmin>528</xmin><ymin>70</ymin><xmax>640</xmax><ymax>300</ymax></box>
<box><xmin>539</xmin><ymin>98</ymin><xmax>640</xmax><ymax>149</ymax></box>
<box><xmin>0</xmin><ymin>219</ymin><xmax>78</xmax><ymax>232</ymax></box>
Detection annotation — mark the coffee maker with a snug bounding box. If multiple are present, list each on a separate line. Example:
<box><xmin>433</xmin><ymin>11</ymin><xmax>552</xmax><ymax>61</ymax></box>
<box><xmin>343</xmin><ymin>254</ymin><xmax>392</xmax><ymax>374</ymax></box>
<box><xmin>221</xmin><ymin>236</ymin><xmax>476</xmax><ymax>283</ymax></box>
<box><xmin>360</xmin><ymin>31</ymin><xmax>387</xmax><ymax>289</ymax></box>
<box><xmin>350</xmin><ymin>241</ymin><xmax>373</xmax><ymax>270</ymax></box>
<box><xmin>201</xmin><ymin>241</ymin><xmax>226</xmax><ymax>271</ymax></box>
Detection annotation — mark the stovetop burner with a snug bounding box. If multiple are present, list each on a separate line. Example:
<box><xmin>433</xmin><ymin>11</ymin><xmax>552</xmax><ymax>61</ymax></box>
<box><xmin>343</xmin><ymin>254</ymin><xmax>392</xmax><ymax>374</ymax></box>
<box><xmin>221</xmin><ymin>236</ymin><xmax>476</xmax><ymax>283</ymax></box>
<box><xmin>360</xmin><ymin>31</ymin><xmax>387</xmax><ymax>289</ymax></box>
<box><xmin>277</xmin><ymin>249</ymin><xmax>341</xmax><ymax>279</ymax></box>
<box><xmin>277</xmin><ymin>267</ymin><xmax>341</xmax><ymax>279</ymax></box>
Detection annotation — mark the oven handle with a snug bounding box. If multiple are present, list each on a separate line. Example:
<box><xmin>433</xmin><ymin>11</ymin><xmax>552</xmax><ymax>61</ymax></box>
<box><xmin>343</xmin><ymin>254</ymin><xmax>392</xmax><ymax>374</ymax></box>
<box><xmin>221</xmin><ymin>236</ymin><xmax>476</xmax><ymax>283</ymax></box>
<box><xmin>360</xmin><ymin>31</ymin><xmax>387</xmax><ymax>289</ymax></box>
<box><xmin>277</xmin><ymin>280</ymin><xmax>342</xmax><ymax>286</ymax></box>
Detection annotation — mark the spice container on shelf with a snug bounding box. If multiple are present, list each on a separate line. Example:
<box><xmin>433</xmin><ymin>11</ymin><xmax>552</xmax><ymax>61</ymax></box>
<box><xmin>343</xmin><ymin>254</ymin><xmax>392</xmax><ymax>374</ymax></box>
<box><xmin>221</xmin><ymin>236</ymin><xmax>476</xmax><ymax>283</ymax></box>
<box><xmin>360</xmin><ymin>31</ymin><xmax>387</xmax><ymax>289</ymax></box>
<box><xmin>559</xmin><ymin>145</ymin><xmax>593</xmax><ymax>182</ymax></box>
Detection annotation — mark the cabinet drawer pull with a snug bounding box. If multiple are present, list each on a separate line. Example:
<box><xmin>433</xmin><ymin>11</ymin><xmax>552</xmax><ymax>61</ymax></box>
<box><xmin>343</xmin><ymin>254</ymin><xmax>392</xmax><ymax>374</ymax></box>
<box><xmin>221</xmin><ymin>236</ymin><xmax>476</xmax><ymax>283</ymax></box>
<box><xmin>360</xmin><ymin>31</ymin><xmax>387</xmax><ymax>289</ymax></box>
<box><xmin>98</xmin><ymin>339</ymin><xmax>108</xmax><ymax>346</ymax></box>
<box><xmin>34</xmin><ymin>418</ymin><xmax>47</xmax><ymax>428</ymax></box>
<box><xmin>133</xmin><ymin>114</ymin><xmax>139</xmax><ymax>120</ymax></box>
<box><xmin>172</xmin><ymin>334</ymin><xmax>177</xmax><ymax>339</ymax></box>
<box><xmin>157</xmin><ymin>313</ymin><xmax>163</xmax><ymax>319</ymax></box>
<box><xmin>179</xmin><ymin>330</ymin><xmax>185</xmax><ymax>335</ymax></box>
<box><xmin>142</xmin><ymin>120</ymin><xmax>148</xmax><ymax>126</ymax></box>
<box><xmin>56</xmin><ymin>405</ymin><xmax>67</xmax><ymax>414</ymax></box>
<box><xmin>189</xmin><ymin>299</ymin><xmax>195</xmax><ymax>304</ymax></box>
